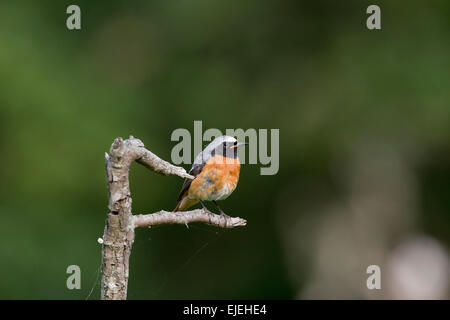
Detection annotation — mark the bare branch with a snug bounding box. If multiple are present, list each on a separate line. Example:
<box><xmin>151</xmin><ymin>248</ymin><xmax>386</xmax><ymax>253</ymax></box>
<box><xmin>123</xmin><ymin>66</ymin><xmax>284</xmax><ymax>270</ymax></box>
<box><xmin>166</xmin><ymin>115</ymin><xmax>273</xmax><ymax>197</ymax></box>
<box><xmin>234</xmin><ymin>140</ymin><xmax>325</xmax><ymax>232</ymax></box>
<box><xmin>133</xmin><ymin>209</ymin><xmax>247</xmax><ymax>229</ymax></box>
<box><xmin>114</xmin><ymin>136</ymin><xmax>194</xmax><ymax>179</ymax></box>
<box><xmin>102</xmin><ymin>136</ymin><xmax>194</xmax><ymax>300</ymax></box>
<box><xmin>101</xmin><ymin>136</ymin><xmax>246</xmax><ymax>300</ymax></box>
<box><xmin>136</xmin><ymin>147</ymin><xmax>194</xmax><ymax>179</ymax></box>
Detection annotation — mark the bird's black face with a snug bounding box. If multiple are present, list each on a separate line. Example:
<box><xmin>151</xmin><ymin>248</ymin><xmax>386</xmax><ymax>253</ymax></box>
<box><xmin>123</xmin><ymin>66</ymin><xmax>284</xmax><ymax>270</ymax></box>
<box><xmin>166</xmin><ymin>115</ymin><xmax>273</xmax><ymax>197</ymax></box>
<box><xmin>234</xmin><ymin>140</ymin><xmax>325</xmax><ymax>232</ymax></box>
<box><xmin>223</xmin><ymin>141</ymin><xmax>238</xmax><ymax>158</ymax></box>
<box><xmin>211</xmin><ymin>140</ymin><xmax>247</xmax><ymax>159</ymax></box>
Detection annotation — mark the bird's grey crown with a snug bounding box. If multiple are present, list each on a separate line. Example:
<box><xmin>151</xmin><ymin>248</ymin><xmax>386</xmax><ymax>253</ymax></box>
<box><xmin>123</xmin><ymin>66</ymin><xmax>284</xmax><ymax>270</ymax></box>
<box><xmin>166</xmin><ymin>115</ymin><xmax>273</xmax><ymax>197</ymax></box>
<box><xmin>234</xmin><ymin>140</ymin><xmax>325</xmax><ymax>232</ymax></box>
<box><xmin>193</xmin><ymin>135</ymin><xmax>237</xmax><ymax>166</ymax></box>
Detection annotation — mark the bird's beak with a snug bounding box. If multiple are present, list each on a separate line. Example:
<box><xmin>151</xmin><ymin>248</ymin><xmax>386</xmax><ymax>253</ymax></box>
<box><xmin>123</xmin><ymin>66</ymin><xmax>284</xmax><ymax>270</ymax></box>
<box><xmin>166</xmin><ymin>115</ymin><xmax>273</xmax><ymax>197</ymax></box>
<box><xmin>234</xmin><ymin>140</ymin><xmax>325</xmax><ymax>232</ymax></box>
<box><xmin>237</xmin><ymin>142</ymin><xmax>248</xmax><ymax>148</ymax></box>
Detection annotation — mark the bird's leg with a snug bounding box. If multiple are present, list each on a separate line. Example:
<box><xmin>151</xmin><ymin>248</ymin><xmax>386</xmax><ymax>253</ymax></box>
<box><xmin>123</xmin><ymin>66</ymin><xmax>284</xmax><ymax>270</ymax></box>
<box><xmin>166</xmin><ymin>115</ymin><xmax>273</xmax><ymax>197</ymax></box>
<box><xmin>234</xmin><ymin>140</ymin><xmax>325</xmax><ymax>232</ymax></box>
<box><xmin>213</xmin><ymin>201</ymin><xmax>229</xmax><ymax>227</ymax></box>
<box><xmin>213</xmin><ymin>201</ymin><xmax>229</xmax><ymax>218</ymax></box>
<box><xmin>200</xmin><ymin>200</ymin><xmax>215</xmax><ymax>225</ymax></box>
<box><xmin>200</xmin><ymin>200</ymin><xmax>210</xmax><ymax>213</ymax></box>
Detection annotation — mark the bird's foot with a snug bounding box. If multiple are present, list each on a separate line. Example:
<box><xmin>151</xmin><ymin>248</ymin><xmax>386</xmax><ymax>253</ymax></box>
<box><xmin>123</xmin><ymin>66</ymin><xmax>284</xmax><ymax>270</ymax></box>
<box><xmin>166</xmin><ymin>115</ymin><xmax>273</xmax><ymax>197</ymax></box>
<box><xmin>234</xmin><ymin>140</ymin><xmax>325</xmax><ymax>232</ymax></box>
<box><xmin>219</xmin><ymin>210</ymin><xmax>231</xmax><ymax>227</ymax></box>
<box><xmin>219</xmin><ymin>210</ymin><xmax>230</xmax><ymax>218</ymax></box>
<box><xmin>200</xmin><ymin>200</ymin><xmax>211</xmax><ymax>213</ymax></box>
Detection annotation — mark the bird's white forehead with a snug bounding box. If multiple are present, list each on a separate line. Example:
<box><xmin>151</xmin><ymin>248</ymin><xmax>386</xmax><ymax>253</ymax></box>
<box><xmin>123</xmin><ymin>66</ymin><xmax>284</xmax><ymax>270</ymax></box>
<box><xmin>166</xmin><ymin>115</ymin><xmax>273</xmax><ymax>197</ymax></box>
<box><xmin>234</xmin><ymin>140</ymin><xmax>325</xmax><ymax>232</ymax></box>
<box><xmin>205</xmin><ymin>135</ymin><xmax>237</xmax><ymax>150</ymax></box>
<box><xmin>209</xmin><ymin>135</ymin><xmax>237</xmax><ymax>146</ymax></box>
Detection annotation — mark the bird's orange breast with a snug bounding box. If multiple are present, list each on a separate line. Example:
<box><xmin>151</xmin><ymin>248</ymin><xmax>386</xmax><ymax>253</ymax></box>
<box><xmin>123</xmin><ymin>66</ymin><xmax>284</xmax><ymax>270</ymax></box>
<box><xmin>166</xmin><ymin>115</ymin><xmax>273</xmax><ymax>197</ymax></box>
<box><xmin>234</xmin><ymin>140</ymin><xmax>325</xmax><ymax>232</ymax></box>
<box><xmin>188</xmin><ymin>155</ymin><xmax>240</xmax><ymax>201</ymax></box>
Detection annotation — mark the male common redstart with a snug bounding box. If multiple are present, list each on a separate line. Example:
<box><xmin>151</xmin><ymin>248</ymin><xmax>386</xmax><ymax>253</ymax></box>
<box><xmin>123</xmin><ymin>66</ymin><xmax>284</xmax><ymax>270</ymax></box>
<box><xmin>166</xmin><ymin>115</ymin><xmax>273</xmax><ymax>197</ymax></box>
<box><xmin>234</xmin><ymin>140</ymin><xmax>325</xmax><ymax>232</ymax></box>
<box><xmin>174</xmin><ymin>135</ymin><xmax>247</xmax><ymax>215</ymax></box>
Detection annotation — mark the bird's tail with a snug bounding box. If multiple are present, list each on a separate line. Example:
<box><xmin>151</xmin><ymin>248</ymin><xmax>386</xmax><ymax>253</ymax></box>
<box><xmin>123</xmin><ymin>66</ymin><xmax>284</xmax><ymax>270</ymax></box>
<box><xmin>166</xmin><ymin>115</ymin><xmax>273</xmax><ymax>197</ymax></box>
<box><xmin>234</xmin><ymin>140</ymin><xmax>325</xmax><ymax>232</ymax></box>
<box><xmin>173</xmin><ymin>200</ymin><xmax>182</xmax><ymax>212</ymax></box>
<box><xmin>173</xmin><ymin>196</ymin><xmax>199</xmax><ymax>212</ymax></box>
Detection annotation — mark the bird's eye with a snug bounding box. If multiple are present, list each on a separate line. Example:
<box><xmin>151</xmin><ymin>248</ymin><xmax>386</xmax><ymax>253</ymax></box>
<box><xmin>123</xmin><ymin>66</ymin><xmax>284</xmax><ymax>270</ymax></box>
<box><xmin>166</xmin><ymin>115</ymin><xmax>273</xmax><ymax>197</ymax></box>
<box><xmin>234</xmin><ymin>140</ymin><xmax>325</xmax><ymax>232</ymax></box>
<box><xmin>233</xmin><ymin>141</ymin><xmax>237</xmax><ymax>145</ymax></box>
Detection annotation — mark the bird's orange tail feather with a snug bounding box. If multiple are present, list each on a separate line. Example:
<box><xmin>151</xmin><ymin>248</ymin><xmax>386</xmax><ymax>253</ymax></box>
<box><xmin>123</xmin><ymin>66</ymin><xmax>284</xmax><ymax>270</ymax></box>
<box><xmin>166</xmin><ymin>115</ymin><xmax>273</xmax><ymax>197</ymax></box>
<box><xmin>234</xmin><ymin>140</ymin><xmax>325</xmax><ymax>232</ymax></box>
<box><xmin>173</xmin><ymin>200</ymin><xmax>182</xmax><ymax>212</ymax></box>
<box><xmin>173</xmin><ymin>196</ymin><xmax>199</xmax><ymax>212</ymax></box>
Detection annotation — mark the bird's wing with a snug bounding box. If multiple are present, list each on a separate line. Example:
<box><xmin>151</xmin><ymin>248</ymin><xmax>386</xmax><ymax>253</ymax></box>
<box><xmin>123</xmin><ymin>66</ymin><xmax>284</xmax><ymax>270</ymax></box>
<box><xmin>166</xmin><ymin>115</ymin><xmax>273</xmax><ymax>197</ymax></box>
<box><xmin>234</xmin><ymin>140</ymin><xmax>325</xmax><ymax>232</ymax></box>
<box><xmin>176</xmin><ymin>163</ymin><xmax>205</xmax><ymax>202</ymax></box>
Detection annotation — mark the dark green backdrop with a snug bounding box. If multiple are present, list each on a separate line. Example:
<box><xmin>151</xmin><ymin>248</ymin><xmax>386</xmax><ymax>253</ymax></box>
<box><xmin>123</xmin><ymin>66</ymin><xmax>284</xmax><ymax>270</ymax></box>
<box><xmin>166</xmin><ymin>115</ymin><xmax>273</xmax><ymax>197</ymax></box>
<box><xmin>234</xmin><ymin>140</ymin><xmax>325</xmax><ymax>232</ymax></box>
<box><xmin>0</xmin><ymin>0</ymin><xmax>449</xmax><ymax>299</ymax></box>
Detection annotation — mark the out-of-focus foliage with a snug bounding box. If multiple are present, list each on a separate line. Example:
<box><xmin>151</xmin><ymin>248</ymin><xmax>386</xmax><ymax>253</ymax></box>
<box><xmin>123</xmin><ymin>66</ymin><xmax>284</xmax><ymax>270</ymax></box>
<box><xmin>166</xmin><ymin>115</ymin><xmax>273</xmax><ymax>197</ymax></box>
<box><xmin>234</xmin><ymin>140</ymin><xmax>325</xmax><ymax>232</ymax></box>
<box><xmin>0</xmin><ymin>0</ymin><xmax>449</xmax><ymax>299</ymax></box>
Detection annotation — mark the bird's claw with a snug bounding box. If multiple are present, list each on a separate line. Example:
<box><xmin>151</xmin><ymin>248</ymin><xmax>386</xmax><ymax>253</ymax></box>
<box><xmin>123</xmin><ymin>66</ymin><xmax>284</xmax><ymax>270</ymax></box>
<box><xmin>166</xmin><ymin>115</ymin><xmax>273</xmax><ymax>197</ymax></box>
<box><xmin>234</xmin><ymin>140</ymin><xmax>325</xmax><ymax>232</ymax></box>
<box><xmin>220</xmin><ymin>211</ymin><xmax>230</xmax><ymax>218</ymax></box>
<box><xmin>219</xmin><ymin>211</ymin><xmax>230</xmax><ymax>227</ymax></box>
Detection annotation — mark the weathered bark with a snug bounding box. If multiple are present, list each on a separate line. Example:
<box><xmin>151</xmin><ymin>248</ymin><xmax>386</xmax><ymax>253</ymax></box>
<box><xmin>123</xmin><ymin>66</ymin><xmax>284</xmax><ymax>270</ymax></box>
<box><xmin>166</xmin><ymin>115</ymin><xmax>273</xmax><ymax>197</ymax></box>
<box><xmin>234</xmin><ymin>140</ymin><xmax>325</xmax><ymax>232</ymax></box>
<box><xmin>101</xmin><ymin>136</ymin><xmax>246</xmax><ymax>300</ymax></box>
<box><xmin>134</xmin><ymin>209</ymin><xmax>247</xmax><ymax>228</ymax></box>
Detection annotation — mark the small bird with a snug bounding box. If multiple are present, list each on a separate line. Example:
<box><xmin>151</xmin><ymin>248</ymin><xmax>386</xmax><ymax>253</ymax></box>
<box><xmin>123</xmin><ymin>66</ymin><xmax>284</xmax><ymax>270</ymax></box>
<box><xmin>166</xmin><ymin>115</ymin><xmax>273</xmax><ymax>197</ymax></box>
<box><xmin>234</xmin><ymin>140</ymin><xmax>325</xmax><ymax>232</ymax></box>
<box><xmin>174</xmin><ymin>135</ymin><xmax>247</xmax><ymax>215</ymax></box>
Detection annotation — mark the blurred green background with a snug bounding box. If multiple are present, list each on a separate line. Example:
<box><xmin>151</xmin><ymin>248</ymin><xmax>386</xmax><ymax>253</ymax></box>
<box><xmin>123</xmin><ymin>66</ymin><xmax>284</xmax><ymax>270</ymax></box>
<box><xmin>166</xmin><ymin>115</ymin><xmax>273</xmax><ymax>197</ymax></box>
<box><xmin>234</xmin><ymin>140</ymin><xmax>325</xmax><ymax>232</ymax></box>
<box><xmin>0</xmin><ymin>0</ymin><xmax>449</xmax><ymax>299</ymax></box>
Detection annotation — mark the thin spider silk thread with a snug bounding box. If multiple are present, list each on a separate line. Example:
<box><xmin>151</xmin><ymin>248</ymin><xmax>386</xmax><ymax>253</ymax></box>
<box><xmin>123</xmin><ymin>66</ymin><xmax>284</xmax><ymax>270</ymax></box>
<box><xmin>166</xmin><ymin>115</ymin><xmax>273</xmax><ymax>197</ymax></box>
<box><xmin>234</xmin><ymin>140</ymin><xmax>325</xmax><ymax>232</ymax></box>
<box><xmin>153</xmin><ymin>227</ymin><xmax>228</xmax><ymax>298</ymax></box>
